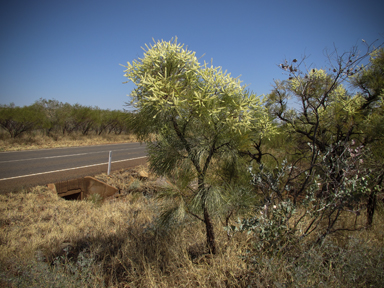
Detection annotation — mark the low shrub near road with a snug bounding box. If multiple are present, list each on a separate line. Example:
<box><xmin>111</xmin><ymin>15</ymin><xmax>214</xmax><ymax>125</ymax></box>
<box><xmin>0</xmin><ymin>166</ymin><xmax>383</xmax><ymax>287</ymax></box>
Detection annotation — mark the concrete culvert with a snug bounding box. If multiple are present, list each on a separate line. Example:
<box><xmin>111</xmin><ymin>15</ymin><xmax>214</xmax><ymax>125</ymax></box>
<box><xmin>48</xmin><ymin>176</ymin><xmax>119</xmax><ymax>201</ymax></box>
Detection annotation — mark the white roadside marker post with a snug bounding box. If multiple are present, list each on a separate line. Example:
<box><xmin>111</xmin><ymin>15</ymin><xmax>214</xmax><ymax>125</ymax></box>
<box><xmin>108</xmin><ymin>151</ymin><xmax>112</xmax><ymax>175</ymax></box>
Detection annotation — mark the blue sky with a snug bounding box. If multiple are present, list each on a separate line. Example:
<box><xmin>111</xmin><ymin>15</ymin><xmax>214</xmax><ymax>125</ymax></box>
<box><xmin>1</xmin><ymin>0</ymin><xmax>383</xmax><ymax>110</ymax></box>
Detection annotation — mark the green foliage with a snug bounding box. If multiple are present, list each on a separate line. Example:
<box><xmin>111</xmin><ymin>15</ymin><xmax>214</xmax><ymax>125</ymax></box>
<box><xmin>33</xmin><ymin>98</ymin><xmax>62</xmax><ymax>135</ymax></box>
<box><xmin>123</xmin><ymin>38</ymin><xmax>271</xmax><ymax>139</ymax></box>
<box><xmin>123</xmin><ymin>38</ymin><xmax>274</xmax><ymax>253</ymax></box>
<box><xmin>0</xmin><ymin>99</ymin><xmax>132</xmax><ymax>138</ymax></box>
<box><xmin>0</xmin><ymin>103</ymin><xmax>47</xmax><ymax>138</ymax></box>
<box><xmin>236</xmin><ymin>44</ymin><xmax>384</xmax><ymax>251</ymax></box>
<box><xmin>129</xmin><ymin>179</ymin><xmax>142</xmax><ymax>190</ymax></box>
<box><xmin>229</xmin><ymin>199</ymin><xmax>296</xmax><ymax>253</ymax></box>
<box><xmin>86</xmin><ymin>193</ymin><xmax>103</xmax><ymax>207</ymax></box>
<box><xmin>351</xmin><ymin>48</ymin><xmax>384</xmax><ymax>110</ymax></box>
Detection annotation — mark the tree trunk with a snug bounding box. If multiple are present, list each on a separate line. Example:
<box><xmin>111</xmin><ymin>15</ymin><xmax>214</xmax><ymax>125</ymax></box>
<box><xmin>366</xmin><ymin>190</ymin><xmax>376</xmax><ymax>227</ymax></box>
<box><xmin>203</xmin><ymin>205</ymin><xmax>216</xmax><ymax>254</ymax></box>
<box><xmin>198</xmin><ymin>174</ymin><xmax>217</xmax><ymax>255</ymax></box>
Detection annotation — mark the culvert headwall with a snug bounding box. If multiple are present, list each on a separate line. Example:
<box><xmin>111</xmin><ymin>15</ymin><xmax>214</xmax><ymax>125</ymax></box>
<box><xmin>48</xmin><ymin>176</ymin><xmax>118</xmax><ymax>201</ymax></box>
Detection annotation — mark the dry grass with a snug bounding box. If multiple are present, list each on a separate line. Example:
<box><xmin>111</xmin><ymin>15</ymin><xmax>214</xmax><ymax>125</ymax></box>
<box><xmin>0</xmin><ymin>132</ymin><xmax>138</xmax><ymax>152</ymax></box>
<box><xmin>94</xmin><ymin>165</ymin><xmax>158</xmax><ymax>196</ymax></box>
<box><xmin>0</xmin><ymin>165</ymin><xmax>383</xmax><ymax>287</ymax></box>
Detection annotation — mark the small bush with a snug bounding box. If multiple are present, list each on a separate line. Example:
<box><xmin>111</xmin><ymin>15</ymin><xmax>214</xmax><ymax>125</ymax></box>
<box><xmin>129</xmin><ymin>179</ymin><xmax>142</xmax><ymax>190</ymax></box>
<box><xmin>86</xmin><ymin>193</ymin><xmax>103</xmax><ymax>207</ymax></box>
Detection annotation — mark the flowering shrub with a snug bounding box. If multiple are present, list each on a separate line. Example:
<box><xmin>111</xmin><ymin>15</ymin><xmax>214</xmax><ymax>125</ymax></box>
<box><xmin>228</xmin><ymin>200</ymin><xmax>296</xmax><ymax>253</ymax></box>
<box><xmin>228</xmin><ymin>140</ymin><xmax>381</xmax><ymax>253</ymax></box>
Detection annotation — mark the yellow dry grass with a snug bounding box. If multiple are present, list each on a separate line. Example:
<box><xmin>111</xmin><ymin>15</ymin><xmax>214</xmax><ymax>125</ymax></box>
<box><xmin>0</xmin><ymin>133</ymin><xmax>138</xmax><ymax>152</ymax></box>
<box><xmin>0</xmin><ymin>165</ymin><xmax>383</xmax><ymax>287</ymax></box>
<box><xmin>0</xmin><ymin>187</ymin><xmax>149</xmax><ymax>260</ymax></box>
<box><xmin>0</xmin><ymin>167</ymin><xmax>249</xmax><ymax>287</ymax></box>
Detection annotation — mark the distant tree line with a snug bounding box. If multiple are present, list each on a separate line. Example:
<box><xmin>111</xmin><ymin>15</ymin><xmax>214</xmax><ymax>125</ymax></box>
<box><xmin>0</xmin><ymin>99</ymin><xmax>132</xmax><ymax>138</ymax></box>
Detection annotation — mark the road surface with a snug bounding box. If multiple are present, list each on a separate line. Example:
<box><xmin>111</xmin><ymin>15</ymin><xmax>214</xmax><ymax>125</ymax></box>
<box><xmin>0</xmin><ymin>143</ymin><xmax>147</xmax><ymax>193</ymax></box>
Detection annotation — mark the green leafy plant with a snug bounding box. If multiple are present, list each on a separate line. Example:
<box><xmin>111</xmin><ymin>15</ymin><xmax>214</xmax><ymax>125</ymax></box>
<box><xmin>122</xmin><ymin>38</ymin><xmax>275</xmax><ymax>253</ymax></box>
<box><xmin>86</xmin><ymin>193</ymin><xmax>103</xmax><ymax>207</ymax></box>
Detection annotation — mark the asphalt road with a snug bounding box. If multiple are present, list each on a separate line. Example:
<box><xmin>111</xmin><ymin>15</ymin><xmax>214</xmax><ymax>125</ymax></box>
<box><xmin>0</xmin><ymin>143</ymin><xmax>147</xmax><ymax>193</ymax></box>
